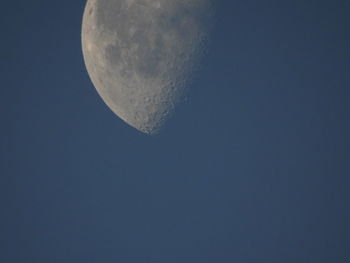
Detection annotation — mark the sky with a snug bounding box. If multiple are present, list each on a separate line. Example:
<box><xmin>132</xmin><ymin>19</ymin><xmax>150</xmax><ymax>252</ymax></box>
<box><xmin>1</xmin><ymin>0</ymin><xmax>350</xmax><ymax>262</ymax></box>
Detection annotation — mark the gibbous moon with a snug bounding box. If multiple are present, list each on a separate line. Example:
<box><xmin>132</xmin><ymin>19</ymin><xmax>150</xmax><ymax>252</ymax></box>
<box><xmin>82</xmin><ymin>0</ymin><xmax>213</xmax><ymax>134</ymax></box>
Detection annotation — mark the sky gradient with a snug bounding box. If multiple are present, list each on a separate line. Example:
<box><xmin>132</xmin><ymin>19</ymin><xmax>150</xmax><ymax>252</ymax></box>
<box><xmin>1</xmin><ymin>0</ymin><xmax>350</xmax><ymax>262</ymax></box>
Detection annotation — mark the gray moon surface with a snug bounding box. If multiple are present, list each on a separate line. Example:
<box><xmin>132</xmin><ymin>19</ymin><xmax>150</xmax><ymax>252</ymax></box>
<box><xmin>82</xmin><ymin>0</ymin><xmax>213</xmax><ymax>134</ymax></box>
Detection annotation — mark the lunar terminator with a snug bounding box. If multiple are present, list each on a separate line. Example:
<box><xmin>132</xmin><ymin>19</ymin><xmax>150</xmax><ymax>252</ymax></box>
<box><xmin>82</xmin><ymin>0</ymin><xmax>213</xmax><ymax>134</ymax></box>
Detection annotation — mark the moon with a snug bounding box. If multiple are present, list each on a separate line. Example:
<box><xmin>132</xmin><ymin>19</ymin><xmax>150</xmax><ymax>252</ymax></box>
<box><xmin>82</xmin><ymin>0</ymin><xmax>213</xmax><ymax>134</ymax></box>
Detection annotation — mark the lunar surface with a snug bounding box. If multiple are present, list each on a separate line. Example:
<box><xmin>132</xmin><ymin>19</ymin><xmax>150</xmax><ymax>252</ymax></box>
<box><xmin>82</xmin><ymin>0</ymin><xmax>213</xmax><ymax>134</ymax></box>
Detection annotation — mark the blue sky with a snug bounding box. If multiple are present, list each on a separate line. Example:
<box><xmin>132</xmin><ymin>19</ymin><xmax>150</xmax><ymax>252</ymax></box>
<box><xmin>1</xmin><ymin>1</ymin><xmax>350</xmax><ymax>262</ymax></box>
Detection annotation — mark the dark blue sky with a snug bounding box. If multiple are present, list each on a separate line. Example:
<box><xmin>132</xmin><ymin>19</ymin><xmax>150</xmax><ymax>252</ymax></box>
<box><xmin>1</xmin><ymin>1</ymin><xmax>350</xmax><ymax>262</ymax></box>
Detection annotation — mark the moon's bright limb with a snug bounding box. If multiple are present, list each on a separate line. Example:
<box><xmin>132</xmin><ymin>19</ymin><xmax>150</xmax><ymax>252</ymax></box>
<box><xmin>82</xmin><ymin>0</ymin><xmax>213</xmax><ymax>134</ymax></box>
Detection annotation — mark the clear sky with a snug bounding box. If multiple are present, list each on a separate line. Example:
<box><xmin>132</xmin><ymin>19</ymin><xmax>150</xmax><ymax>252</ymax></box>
<box><xmin>1</xmin><ymin>0</ymin><xmax>350</xmax><ymax>262</ymax></box>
